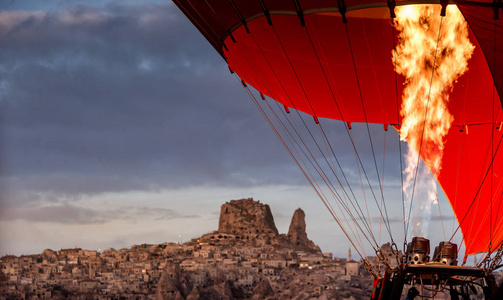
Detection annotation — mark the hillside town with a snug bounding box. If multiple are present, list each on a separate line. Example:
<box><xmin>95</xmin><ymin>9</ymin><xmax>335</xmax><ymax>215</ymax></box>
<box><xmin>0</xmin><ymin>198</ymin><xmax>378</xmax><ymax>299</ymax></box>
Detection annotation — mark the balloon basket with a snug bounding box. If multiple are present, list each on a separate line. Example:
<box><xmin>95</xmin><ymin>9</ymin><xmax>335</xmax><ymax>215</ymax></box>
<box><xmin>372</xmin><ymin>263</ymin><xmax>496</xmax><ymax>299</ymax></box>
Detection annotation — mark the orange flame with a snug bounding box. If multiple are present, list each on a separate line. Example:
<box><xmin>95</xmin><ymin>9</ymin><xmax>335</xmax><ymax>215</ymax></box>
<box><xmin>393</xmin><ymin>5</ymin><xmax>474</xmax><ymax>236</ymax></box>
<box><xmin>394</xmin><ymin>4</ymin><xmax>474</xmax><ymax>174</ymax></box>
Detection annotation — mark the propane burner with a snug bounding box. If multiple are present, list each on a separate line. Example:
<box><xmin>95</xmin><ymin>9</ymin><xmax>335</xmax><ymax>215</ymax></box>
<box><xmin>433</xmin><ymin>241</ymin><xmax>458</xmax><ymax>266</ymax></box>
<box><xmin>407</xmin><ymin>237</ymin><xmax>430</xmax><ymax>264</ymax></box>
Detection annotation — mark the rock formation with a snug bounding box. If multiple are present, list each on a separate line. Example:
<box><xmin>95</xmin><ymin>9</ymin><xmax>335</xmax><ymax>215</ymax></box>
<box><xmin>203</xmin><ymin>198</ymin><xmax>322</xmax><ymax>251</ymax></box>
<box><xmin>252</xmin><ymin>278</ymin><xmax>274</xmax><ymax>299</ymax></box>
<box><xmin>186</xmin><ymin>286</ymin><xmax>200</xmax><ymax>300</ymax></box>
<box><xmin>42</xmin><ymin>249</ymin><xmax>57</xmax><ymax>258</ymax></box>
<box><xmin>287</xmin><ymin>208</ymin><xmax>320</xmax><ymax>251</ymax></box>
<box><xmin>218</xmin><ymin>198</ymin><xmax>279</xmax><ymax>237</ymax></box>
<box><xmin>156</xmin><ymin>264</ymin><xmax>192</xmax><ymax>300</ymax></box>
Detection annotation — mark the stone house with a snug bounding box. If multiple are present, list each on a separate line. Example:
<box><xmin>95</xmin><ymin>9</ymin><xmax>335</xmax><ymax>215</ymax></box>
<box><xmin>80</xmin><ymin>279</ymin><xmax>98</xmax><ymax>293</ymax></box>
<box><xmin>346</xmin><ymin>260</ymin><xmax>359</xmax><ymax>276</ymax></box>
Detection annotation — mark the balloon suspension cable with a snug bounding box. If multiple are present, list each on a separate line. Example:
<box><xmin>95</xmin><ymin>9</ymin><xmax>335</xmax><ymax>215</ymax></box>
<box><xmin>277</xmin><ymin>102</ymin><xmax>375</xmax><ymax>259</ymax></box>
<box><xmin>350</xmin><ymin>128</ymin><xmax>375</xmax><ymax>246</ymax></box>
<box><xmin>228</xmin><ymin>30</ymin><xmax>380</xmax><ymax>268</ymax></box>
<box><xmin>235</xmin><ymin>76</ymin><xmax>378</xmax><ymax>277</ymax></box>
<box><xmin>266</xmin><ymin>24</ymin><xmax>383</xmax><ymax>250</ymax></box>
<box><xmin>489</xmin><ymin>15</ymin><xmax>499</xmax><ymax>258</ymax></box>
<box><xmin>343</xmin><ymin>21</ymin><xmax>395</xmax><ymax>247</ymax></box>
<box><xmin>436</xmin><ymin>192</ymin><xmax>446</xmax><ymax>241</ymax></box>
<box><xmin>405</xmin><ymin>15</ymin><xmax>444</xmax><ymax>240</ymax></box>
<box><xmin>379</xmin><ymin>129</ymin><xmax>387</xmax><ymax>249</ymax></box>
<box><xmin>314</xmin><ymin>123</ymin><xmax>373</xmax><ymax>255</ymax></box>
<box><xmin>296</xmin><ymin>17</ymin><xmax>399</xmax><ymax>258</ymax></box>
<box><xmin>391</xmin><ymin>23</ymin><xmax>407</xmax><ymax>250</ymax></box>
<box><xmin>299</xmin><ymin>14</ymin><xmax>379</xmax><ymax>242</ymax></box>
<box><xmin>452</xmin><ymin>128</ymin><xmax>463</xmax><ymax>237</ymax></box>
<box><xmin>227</xmin><ymin>37</ymin><xmax>378</xmax><ymax>258</ymax></box>
<box><xmin>242</xmin><ymin>30</ymin><xmax>382</xmax><ymax>255</ymax></box>
<box><xmin>280</xmin><ymin>105</ymin><xmax>378</xmax><ymax>258</ymax></box>
<box><xmin>302</xmin><ymin>23</ymin><xmax>399</xmax><ymax>259</ymax></box>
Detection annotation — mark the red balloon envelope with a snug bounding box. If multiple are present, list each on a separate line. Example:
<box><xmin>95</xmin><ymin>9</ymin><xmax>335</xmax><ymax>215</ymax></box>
<box><xmin>174</xmin><ymin>0</ymin><xmax>503</xmax><ymax>255</ymax></box>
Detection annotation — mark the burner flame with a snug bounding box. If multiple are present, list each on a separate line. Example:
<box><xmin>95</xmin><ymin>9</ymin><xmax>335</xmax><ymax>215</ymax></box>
<box><xmin>393</xmin><ymin>5</ymin><xmax>474</xmax><ymax>237</ymax></box>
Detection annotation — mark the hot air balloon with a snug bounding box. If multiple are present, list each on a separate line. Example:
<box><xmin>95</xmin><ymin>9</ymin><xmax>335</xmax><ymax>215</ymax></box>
<box><xmin>173</xmin><ymin>0</ymin><xmax>503</xmax><ymax>298</ymax></box>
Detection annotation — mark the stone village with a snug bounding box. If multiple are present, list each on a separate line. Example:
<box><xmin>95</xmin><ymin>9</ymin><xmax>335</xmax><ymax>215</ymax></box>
<box><xmin>1</xmin><ymin>198</ymin><xmax>385</xmax><ymax>299</ymax></box>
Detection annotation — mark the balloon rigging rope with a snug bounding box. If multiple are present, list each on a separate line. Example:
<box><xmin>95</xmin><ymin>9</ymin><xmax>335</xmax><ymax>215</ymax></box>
<box><xmin>300</xmin><ymin>21</ymin><xmax>390</xmax><ymax>244</ymax></box>
<box><xmin>405</xmin><ymin>16</ymin><xmax>444</xmax><ymax>239</ymax></box>
<box><xmin>266</xmin><ymin>25</ymin><xmax>382</xmax><ymax>247</ymax></box>
<box><xmin>392</xmin><ymin>23</ymin><xmax>407</xmax><ymax>249</ymax></box>
<box><xmin>230</xmin><ymin>28</ymin><xmax>385</xmax><ymax>270</ymax></box>
<box><xmin>359</xmin><ymin>21</ymin><xmax>390</xmax><ymax>252</ymax></box>
<box><xmin>314</xmin><ymin>118</ymin><xmax>380</xmax><ymax>242</ymax></box>
<box><xmin>232</xmin><ymin>25</ymin><xmax>380</xmax><ymax>255</ymax></box>
<box><xmin>274</xmin><ymin>17</ymin><xmax>397</xmax><ymax>253</ymax></box>
<box><xmin>242</xmin><ymin>31</ymin><xmax>378</xmax><ymax>248</ymax></box>
<box><xmin>269</xmin><ymin>98</ymin><xmax>373</xmax><ymax>256</ymax></box>
<box><xmin>491</xmin><ymin>189</ymin><xmax>503</xmax><ymax>258</ymax></box>
<box><xmin>343</xmin><ymin>22</ymin><xmax>395</xmax><ymax>244</ymax></box>
<box><xmin>489</xmin><ymin>16</ymin><xmax>497</xmax><ymax>254</ymax></box>
<box><xmin>437</xmin><ymin>193</ymin><xmax>447</xmax><ymax>241</ymax></box>
<box><xmin>379</xmin><ymin>128</ymin><xmax>387</xmax><ymax>248</ymax></box>
<box><xmin>298</xmin><ymin>16</ymin><xmax>381</xmax><ymax>244</ymax></box>
<box><xmin>202</xmin><ymin>0</ymin><xmax>373</xmax><ymax>256</ymax></box>
<box><xmin>350</xmin><ymin>129</ymin><xmax>375</xmax><ymax>243</ymax></box>
<box><xmin>265</xmin><ymin>17</ymin><xmax>397</xmax><ymax>266</ymax></box>
<box><xmin>313</xmin><ymin>123</ymin><xmax>371</xmax><ymax>256</ymax></box>
<box><xmin>197</xmin><ymin>0</ymin><xmax>376</xmax><ymax>274</ymax></box>
<box><xmin>236</xmin><ymin>75</ymin><xmax>373</xmax><ymax>270</ymax></box>
<box><xmin>452</xmin><ymin>129</ymin><xmax>463</xmax><ymax>237</ymax></box>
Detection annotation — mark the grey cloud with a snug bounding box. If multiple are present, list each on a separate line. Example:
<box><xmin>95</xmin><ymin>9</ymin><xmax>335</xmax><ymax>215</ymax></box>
<box><xmin>0</xmin><ymin>2</ymin><xmax>404</xmax><ymax>208</ymax></box>
<box><xmin>0</xmin><ymin>203</ymin><xmax>107</xmax><ymax>224</ymax></box>
<box><xmin>107</xmin><ymin>206</ymin><xmax>201</xmax><ymax>221</ymax></box>
<box><xmin>0</xmin><ymin>3</ymin><xmax>297</xmax><ymax>201</ymax></box>
<box><xmin>0</xmin><ymin>203</ymin><xmax>200</xmax><ymax>224</ymax></box>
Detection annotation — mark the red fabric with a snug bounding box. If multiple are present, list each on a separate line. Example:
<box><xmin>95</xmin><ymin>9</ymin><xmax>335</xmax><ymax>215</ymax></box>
<box><xmin>456</xmin><ymin>3</ymin><xmax>503</xmax><ymax>117</ymax></box>
<box><xmin>174</xmin><ymin>0</ymin><xmax>503</xmax><ymax>255</ymax></box>
<box><xmin>441</xmin><ymin>126</ymin><xmax>503</xmax><ymax>254</ymax></box>
<box><xmin>225</xmin><ymin>12</ymin><xmax>503</xmax><ymax>255</ymax></box>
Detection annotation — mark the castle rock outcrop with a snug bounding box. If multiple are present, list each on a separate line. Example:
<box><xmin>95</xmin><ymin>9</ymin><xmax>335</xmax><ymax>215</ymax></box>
<box><xmin>218</xmin><ymin>198</ymin><xmax>279</xmax><ymax>238</ymax></box>
<box><xmin>197</xmin><ymin>198</ymin><xmax>320</xmax><ymax>252</ymax></box>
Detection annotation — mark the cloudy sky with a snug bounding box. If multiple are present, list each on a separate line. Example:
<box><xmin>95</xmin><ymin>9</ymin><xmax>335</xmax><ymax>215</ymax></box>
<box><xmin>0</xmin><ymin>0</ymin><xmax>459</xmax><ymax>258</ymax></box>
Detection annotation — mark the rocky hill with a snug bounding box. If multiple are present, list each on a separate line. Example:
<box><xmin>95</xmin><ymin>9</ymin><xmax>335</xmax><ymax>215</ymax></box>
<box><xmin>155</xmin><ymin>199</ymin><xmax>333</xmax><ymax>300</ymax></box>
<box><xmin>1</xmin><ymin>198</ymin><xmax>373</xmax><ymax>300</ymax></box>
<box><xmin>197</xmin><ymin>198</ymin><xmax>319</xmax><ymax>252</ymax></box>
